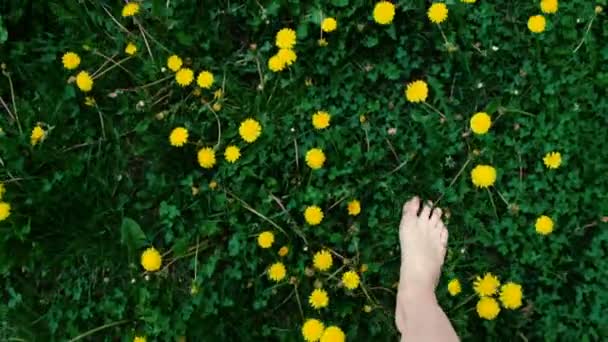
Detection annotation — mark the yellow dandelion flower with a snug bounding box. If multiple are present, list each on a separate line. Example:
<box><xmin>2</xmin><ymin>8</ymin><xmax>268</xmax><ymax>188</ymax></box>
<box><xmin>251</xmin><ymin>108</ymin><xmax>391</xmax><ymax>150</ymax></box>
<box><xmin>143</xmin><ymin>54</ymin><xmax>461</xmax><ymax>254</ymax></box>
<box><xmin>169</xmin><ymin>127</ymin><xmax>188</xmax><ymax>147</ymax></box>
<box><xmin>306</xmin><ymin>148</ymin><xmax>326</xmax><ymax>169</ymax></box>
<box><xmin>30</xmin><ymin>125</ymin><xmax>45</xmax><ymax>146</ymax></box>
<box><xmin>133</xmin><ymin>336</ymin><xmax>146</xmax><ymax>342</ymax></box>
<box><xmin>257</xmin><ymin>231</ymin><xmax>274</xmax><ymax>248</ymax></box>
<box><xmin>209</xmin><ymin>181</ymin><xmax>218</xmax><ymax>190</ymax></box>
<box><xmin>359</xmin><ymin>114</ymin><xmax>367</xmax><ymax>123</ymax></box>
<box><xmin>347</xmin><ymin>200</ymin><xmax>361</xmax><ymax>216</ymax></box>
<box><xmin>212</xmin><ymin>102</ymin><xmax>222</xmax><ymax>112</ymax></box>
<box><xmin>61</xmin><ymin>52</ymin><xmax>80</xmax><ymax>70</ymax></box>
<box><xmin>360</xmin><ymin>264</ymin><xmax>368</xmax><ymax>273</ymax></box>
<box><xmin>167</xmin><ymin>55</ymin><xmax>183</xmax><ymax>72</ymax></box>
<box><xmin>321</xmin><ymin>18</ymin><xmax>337</xmax><ymax>33</ymax></box>
<box><xmin>304</xmin><ymin>206</ymin><xmax>324</xmax><ymax>226</ymax></box>
<box><xmin>224</xmin><ymin>145</ymin><xmax>241</xmax><ymax>163</ymax></box>
<box><xmin>363</xmin><ymin>305</ymin><xmax>372</xmax><ymax>313</ymax></box>
<box><xmin>540</xmin><ymin>0</ymin><xmax>558</xmax><ymax>14</ymax></box>
<box><xmin>309</xmin><ymin>288</ymin><xmax>329</xmax><ymax>309</ymax></box>
<box><xmin>268</xmin><ymin>262</ymin><xmax>286</xmax><ymax>282</ymax></box>
<box><xmin>470</xmin><ymin>165</ymin><xmax>496</xmax><ymax>188</ymax></box>
<box><xmin>500</xmin><ymin>282</ymin><xmax>523</xmax><ymax>309</ymax></box>
<box><xmin>596</xmin><ymin>5</ymin><xmax>603</xmax><ymax>14</ymax></box>
<box><xmin>140</xmin><ymin>247</ymin><xmax>162</xmax><ymax>272</ymax></box>
<box><xmin>428</xmin><ymin>3</ymin><xmax>448</xmax><ymax>24</ymax></box>
<box><xmin>239</xmin><ymin>118</ymin><xmax>262</xmax><ymax>143</ymax></box>
<box><xmin>0</xmin><ymin>202</ymin><xmax>11</xmax><ymax>221</ymax></box>
<box><xmin>175</xmin><ymin>68</ymin><xmax>194</xmax><ymax>86</ymax></box>
<box><xmin>197</xmin><ymin>70</ymin><xmax>214</xmax><ymax>89</ymax></box>
<box><xmin>76</xmin><ymin>71</ymin><xmax>93</xmax><ymax>92</ymax></box>
<box><xmin>278</xmin><ymin>246</ymin><xmax>289</xmax><ymax>257</ymax></box>
<box><xmin>197</xmin><ymin>147</ymin><xmax>216</xmax><ymax>169</ymax></box>
<box><xmin>320</xmin><ymin>326</ymin><xmax>345</xmax><ymax>342</ymax></box>
<box><xmin>302</xmin><ymin>319</ymin><xmax>324</xmax><ymax>342</ymax></box>
<box><xmin>476</xmin><ymin>297</ymin><xmax>500</xmax><ymax>320</ymax></box>
<box><xmin>268</xmin><ymin>55</ymin><xmax>286</xmax><ymax>72</ymax></box>
<box><xmin>470</xmin><ymin>112</ymin><xmax>492</xmax><ymax>134</ymax></box>
<box><xmin>535</xmin><ymin>215</ymin><xmax>554</xmax><ymax>235</ymax></box>
<box><xmin>405</xmin><ymin>80</ymin><xmax>428</xmax><ymax>103</ymax></box>
<box><xmin>373</xmin><ymin>1</ymin><xmax>396</xmax><ymax>25</ymax></box>
<box><xmin>528</xmin><ymin>15</ymin><xmax>546</xmax><ymax>33</ymax></box>
<box><xmin>125</xmin><ymin>42</ymin><xmax>137</xmax><ymax>55</ymax></box>
<box><xmin>543</xmin><ymin>152</ymin><xmax>561</xmax><ymax>169</ymax></box>
<box><xmin>313</xmin><ymin>250</ymin><xmax>333</xmax><ymax>271</ymax></box>
<box><xmin>342</xmin><ymin>271</ymin><xmax>360</xmax><ymax>290</ymax></box>
<box><xmin>277</xmin><ymin>48</ymin><xmax>297</xmax><ymax>66</ymax></box>
<box><xmin>473</xmin><ymin>273</ymin><xmax>500</xmax><ymax>297</ymax></box>
<box><xmin>122</xmin><ymin>2</ymin><xmax>140</xmax><ymax>17</ymax></box>
<box><xmin>448</xmin><ymin>279</ymin><xmax>461</xmax><ymax>296</ymax></box>
<box><xmin>460</xmin><ymin>0</ymin><xmax>477</xmax><ymax>3</ymax></box>
<box><xmin>276</xmin><ymin>28</ymin><xmax>297</xmax><ymax>49</ymax></box>
<box><xmin>312</xmin><ymin>111</ymin><xmax>331</xmax><ymax>129</ymax></box>
<box><xmin>213</xmin><ymin>89</ymin><xmax>223</xmax><ymax>100</ymax></box>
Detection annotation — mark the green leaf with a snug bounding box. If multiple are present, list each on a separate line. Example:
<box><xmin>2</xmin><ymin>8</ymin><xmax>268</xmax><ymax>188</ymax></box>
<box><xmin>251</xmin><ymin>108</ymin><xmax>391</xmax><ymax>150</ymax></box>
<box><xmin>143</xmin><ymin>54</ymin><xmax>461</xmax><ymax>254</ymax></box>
<box><xmin>120</xmin><ymin>217</ymin><xmax>147</xmax><ymax>253</ymax></box>
<box><xmin>172</xmin><ymin>237</ymin><xmax>189</xmax><ymax>257</ymax></box>
<box><xmin>331</xmin><ymin>0</ymin><xmax>349</xmax><ymax>7</ymax></box>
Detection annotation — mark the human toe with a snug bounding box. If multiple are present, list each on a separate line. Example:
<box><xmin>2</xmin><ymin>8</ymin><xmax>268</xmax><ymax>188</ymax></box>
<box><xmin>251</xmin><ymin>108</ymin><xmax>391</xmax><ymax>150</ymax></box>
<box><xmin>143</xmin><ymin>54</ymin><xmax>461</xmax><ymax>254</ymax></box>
<box><xmin>420</xmin><ymin>201</ymin><xmax>433</xmax><ymax>220</ymax></box>
<box><xmin>430</xmin><ymin>207</ymin><xmax>443</xmax><ymax>226</ymax></box>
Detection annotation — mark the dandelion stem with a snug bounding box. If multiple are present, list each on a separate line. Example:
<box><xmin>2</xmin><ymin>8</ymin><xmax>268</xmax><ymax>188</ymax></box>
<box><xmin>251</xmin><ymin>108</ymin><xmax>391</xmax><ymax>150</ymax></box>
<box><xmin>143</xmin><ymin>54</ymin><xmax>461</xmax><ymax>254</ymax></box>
<box><xmin>193</xmin><ymin>237</ymin><xmax>199</xmax><ymax>280</ymax></box>
<box><xmin>127</xmin><ymin>75</ymin><xmax>173</xmax><ymax>91</ymax></box>
<box><xmin>500</xmin><ymin>107</ymin><xmax>535</xmax><ymax>117</ymax></box>
<box><xmin>422</xmin><ymin>102</ymin><xmax>446</xmax><ymax>119</ymax></box>
<box><xmin>272</xmin><ymin>288</ymin><xmax>296</xmax><ymax>311</ymax></box>
<box><xmin>573</xmin><ymin>14</ymin><xmax>596</xmax><ymax>54</ymax></box>
<box><xmin>204</xmin><ymin>103</ymin><xmax>222</xmax><ymax>150</ymax></box>
<box><xmin>100</xmin><ymin>5</ymin><xmax>130</xmax><ymax>34</ymax></box>
<box><xmin>328</xmin><ymin>195</ymin><xmax>348</xmax><ymax>211</ymax></box>
<box><xmin>2</xmin><ymin>71</ymin><xmax>22</xmax><ymax>134</ymax></box>
<box><xmin>327</xmin><ymin>248</ymin><xmax>346</xmax><ymax>261</ymax></box>
<box><xmin>360</xmin><ymin>282</ymin><xmax>378</xmax><ymax>305</ymax></box>
<box><xmin>368</xmin><ymin>286</ymin><xmax>396</xmax><ymax>295</ymax></box>
<box><xmin>326</xmin><ymin>264</ymin><xmax>347</xmax><ymax>282</ymax></box>
<box><xmin>363</xmin><ymin>126</ymin><xmax>370</xmax><ymax>152</ymax></box>
<box><xmin>435</xmin><ymin>156</ymin><xmax>472</xmax><ymax>205</ymax></box>
<box><xmin>496</xmin><ymin>189</ymin><xmax>510</xmax><ymax>207</ymax></box>
<box><xmin>224</xmin><ymin>189</ymin><xmax>306</xmax><ymax>244</ymax></box>
<box><xmin>95</xmin><ymin>107</ymin><xmax>106</xmax><ymax>140</ymax></box>
<box><xmin>293</xmin><ymin>137</ymin><xmax>300</xmax><ymax>171</ymax></box>
<box><xmin>487</xmin><ymin>188</ymin><xmax>498</xmax><ymax>218</ymax></box>
<box><xmin>92</xmin><ymin>55</ymin><xmax>133</xmax><ymax>80</ymax></box>
<box><xmin>159</xmin><ymin>242</ymin><xmax>211</xmax><ymax>273</ymax></box>
<box><xmin>151</xmin><ymin>90</ymin><xmax>172</xmax><ymax>107</ymax></box>
<box><xmin>67</xmin><ymin>319</ymin><xmax>130</xmax><ymax>342</ymax></box>
<box><xmin>437</xmin><ymin>25</ymin><xmax>451</xmax><ymax>49</ymax></box>
<box><xmin>136</xmin><ymin>20</ymin><xmax>155</xmax><ymax>63</ymax></box>
<box><xmin>293</xmin><ymin>284</ymin><xmax>304</xmax><ymax>320</ymax></box>
<box><xmin>92</xmin><ymin>54</ymin><xmax>116</xmax><ymax>77</ymax></box>
<box><xmin>449</xmin><ymin>294</ymin><xmax>477</xmax><ymax>313</ymax></box>
<box><xmin>0</xmin><ymin>95</ymin><xmax>16</xmax><ymax>122</ymax></box>
<box><xmin>136</xmin><ymin>22</ymin><xmax>171</xmax><ymax>53</ymax></box>
<box><xmin>385</xmin><ymin>137</ymin><xmax>399</xmax><ymax>162</ymax></box>
<box><xmin>255</xmin><ymin>55</ymin><xmax>265</xmax><ymax>90</ymax></box>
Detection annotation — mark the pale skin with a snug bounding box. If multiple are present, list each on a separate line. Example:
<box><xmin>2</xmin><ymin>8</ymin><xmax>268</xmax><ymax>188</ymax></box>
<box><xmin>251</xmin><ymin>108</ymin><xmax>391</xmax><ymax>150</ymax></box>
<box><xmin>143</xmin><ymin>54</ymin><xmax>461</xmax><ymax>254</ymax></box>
<box><xmin>396</xmin><ymin>197</ymin><xmax>459</xmax><ymax>342</ymax></box>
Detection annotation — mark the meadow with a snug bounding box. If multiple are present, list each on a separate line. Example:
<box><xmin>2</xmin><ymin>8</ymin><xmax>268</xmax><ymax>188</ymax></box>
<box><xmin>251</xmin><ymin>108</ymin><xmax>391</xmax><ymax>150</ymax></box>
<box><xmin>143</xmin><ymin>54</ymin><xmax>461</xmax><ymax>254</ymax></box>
<box><xmin>1</xmin><ymin>0</ymin><xmax>607</xmax><ymax>341</ymax></box>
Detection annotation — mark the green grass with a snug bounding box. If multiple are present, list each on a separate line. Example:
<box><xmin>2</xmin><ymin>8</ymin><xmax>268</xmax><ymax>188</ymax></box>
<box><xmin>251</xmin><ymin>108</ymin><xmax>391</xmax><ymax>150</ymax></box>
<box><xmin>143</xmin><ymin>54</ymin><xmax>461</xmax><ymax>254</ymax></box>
<box><xmin>1</xmin><ymin>0</ymin><xmax>608</xmax><ymax>340</ymax></box>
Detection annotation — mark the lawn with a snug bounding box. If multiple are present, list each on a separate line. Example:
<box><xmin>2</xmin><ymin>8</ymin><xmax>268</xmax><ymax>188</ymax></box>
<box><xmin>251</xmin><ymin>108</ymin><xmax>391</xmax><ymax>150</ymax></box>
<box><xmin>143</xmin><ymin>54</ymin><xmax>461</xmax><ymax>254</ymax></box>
<box><xmin>1</xmin><ymin>0</ymin><xmax>607</xmax><ymax>341</ymax></box>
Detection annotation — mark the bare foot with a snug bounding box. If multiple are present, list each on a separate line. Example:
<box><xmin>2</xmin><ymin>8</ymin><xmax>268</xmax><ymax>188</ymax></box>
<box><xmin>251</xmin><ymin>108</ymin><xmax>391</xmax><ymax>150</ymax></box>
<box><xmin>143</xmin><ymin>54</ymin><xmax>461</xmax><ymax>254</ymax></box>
<box><xmin>395</xmin><ymin>197</ymin><xmax>448</xmax><ymax>333</ymax></box>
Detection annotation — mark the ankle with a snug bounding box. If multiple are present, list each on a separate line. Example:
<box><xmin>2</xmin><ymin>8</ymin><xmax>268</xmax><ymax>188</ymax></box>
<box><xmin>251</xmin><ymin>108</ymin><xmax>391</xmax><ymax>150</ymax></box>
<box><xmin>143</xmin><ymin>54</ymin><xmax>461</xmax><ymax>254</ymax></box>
<box><xmin>398</xmin><ymin>282</ymin><xmax>437</xmax><ymax>303</ymax></box>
